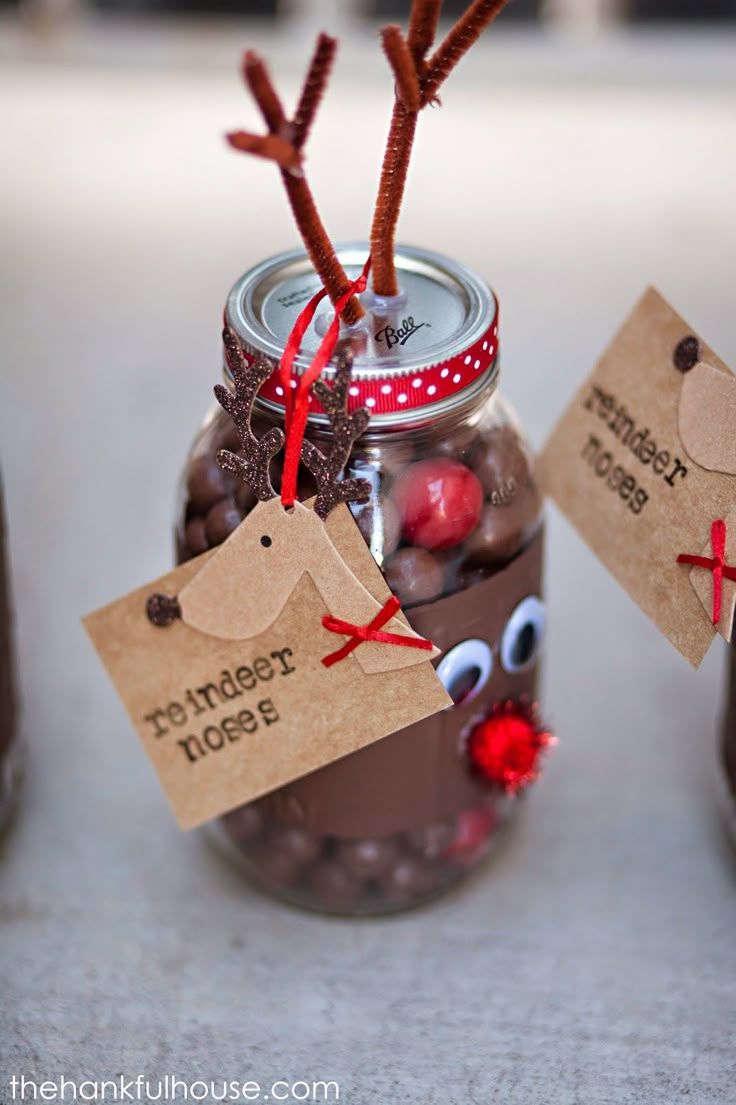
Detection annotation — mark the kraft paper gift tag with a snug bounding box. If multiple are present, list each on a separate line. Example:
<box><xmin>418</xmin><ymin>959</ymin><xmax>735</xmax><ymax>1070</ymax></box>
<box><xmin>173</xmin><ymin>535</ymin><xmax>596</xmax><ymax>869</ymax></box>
<box><xmin>84</xmin><ymin>501</ymin><xmax>450</xmax><ymax>831</ymax></box>
<box><xmin>85</xmin><ymin>338</ymin><xmax>452</xmax><ymax>830</ymax></box>
<box><xmin>538</xmin><ymin>286</ymin><xmax>736</xmax><ymax>668</ymax></box>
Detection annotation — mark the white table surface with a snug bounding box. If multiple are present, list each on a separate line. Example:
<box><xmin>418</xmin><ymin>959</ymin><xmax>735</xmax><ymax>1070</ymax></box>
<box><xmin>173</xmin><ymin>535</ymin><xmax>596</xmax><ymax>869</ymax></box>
<box><xmin>1</xmin><ymin>18</ymin><xmax>735</xmax><ymax>1104</ymax></box>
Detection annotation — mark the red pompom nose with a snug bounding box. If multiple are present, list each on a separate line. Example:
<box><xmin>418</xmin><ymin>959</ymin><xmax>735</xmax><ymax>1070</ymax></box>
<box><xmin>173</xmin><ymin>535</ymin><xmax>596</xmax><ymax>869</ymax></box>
<box><xmin>467</xmin><ymin>701</ymin><xmax>553</xmax><ymax>794</ymax></box>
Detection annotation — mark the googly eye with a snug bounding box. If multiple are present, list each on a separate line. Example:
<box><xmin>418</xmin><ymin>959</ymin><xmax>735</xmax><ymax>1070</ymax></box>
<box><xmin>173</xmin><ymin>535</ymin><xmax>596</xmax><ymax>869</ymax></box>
<box><xmin>500</xmin><ymin>596</ymin><xmax>545</xmax><ymax>674</ymax></box>
<box><xmin>436</xmin><ymin>638</ymin><xmax>493</xmax><ymax>707</ymax></box>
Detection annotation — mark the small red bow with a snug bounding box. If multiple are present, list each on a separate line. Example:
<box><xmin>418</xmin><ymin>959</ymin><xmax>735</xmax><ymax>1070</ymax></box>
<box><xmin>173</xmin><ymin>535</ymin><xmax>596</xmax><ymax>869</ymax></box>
<box><xmin>321</xmin><ymin>595</ymin><xmax>434</xmax><ymax>668</ymax></box>
<box><xmin>677</xmin><ymin>518</ymin><xmax>736</xmax><ymax>625</ymax></box>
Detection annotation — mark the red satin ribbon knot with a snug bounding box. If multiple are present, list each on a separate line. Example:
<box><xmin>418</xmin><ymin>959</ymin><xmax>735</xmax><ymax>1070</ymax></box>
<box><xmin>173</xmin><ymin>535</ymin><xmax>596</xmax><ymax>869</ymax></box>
<box><xmin>321</xmin><ymin>595</ymin><xmax>435</xmax><ymax>668</ymax></box>
<box><xmin>677</xmin><ymin>518</ymin><xmax>736</xmax><ymax>625</ymax></box>
<box><xmin>279</xmin><ymin>256</ymin><xmax>372</xmax><ymax>510</ymax></box>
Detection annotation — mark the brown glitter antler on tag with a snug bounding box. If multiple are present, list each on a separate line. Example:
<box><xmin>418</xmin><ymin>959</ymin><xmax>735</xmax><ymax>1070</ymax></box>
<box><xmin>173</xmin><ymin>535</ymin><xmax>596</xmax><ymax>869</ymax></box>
<box><xmin>228</xmin><ymin>35</ymin><xmax>364</xmax><ymax>327</ymax></box>
<box><xmin>371</xmin><ymin>0</ymin><xmax>511</xmax><ymax>297</ymax></box>
<box><xmin>301</xmin><ymin>353</ymin><xmax>372</xmax><ymax>520</ymax></box>
<box><xmin>215</xmin><ymin>327</ymin><xmax>285</xmax><ymax>502</ymax></box>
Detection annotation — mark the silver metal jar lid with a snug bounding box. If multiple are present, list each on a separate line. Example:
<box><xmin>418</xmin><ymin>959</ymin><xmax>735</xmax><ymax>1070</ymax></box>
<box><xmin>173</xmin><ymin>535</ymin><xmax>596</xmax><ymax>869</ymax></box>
<box><xmin>225</xmin><ymin>242</ymin><xmax>500</xmax><ymax>428</ymax></box>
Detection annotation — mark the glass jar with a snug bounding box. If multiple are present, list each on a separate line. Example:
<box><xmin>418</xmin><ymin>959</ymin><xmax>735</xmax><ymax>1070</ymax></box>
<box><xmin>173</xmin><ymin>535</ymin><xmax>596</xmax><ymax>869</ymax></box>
<box><xmin>175</xmin><ymin>244</ymin><xmax>549</xmax><ymax>913</ymax></box>
<box><xmin>0</xmin><ymin>473</ymin><xmax>20</xmax><ymax>831</ymax></box>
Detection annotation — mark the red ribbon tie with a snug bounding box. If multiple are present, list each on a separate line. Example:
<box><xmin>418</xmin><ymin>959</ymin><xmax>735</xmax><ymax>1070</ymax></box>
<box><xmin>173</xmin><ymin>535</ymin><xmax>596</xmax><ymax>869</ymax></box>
<box><xmin>321</xmin><ymin>595</ymin><xmax>435</xmax><ymax>668</ymax></box>
<box><xmin>677</xmin><ymin>518</ymin><xmax>736</xmax><ymax>625</ymax></box>
<box><xmin>279</xmin><ymin>256</ymin><xmax>372</xmax><ymax>510</ymax></box>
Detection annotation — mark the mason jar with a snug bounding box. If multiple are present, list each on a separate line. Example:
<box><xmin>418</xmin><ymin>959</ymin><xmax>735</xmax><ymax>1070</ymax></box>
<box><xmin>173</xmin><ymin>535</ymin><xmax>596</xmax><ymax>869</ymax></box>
<box><xmin>175</xmin><ymin>244</ymin><xmax>550</xmax><ymax>914</ymax></box>
<box><xmin>0</xmin><ymin>473</ymin><xmax>20</xmax><ymax>832</ymax></box>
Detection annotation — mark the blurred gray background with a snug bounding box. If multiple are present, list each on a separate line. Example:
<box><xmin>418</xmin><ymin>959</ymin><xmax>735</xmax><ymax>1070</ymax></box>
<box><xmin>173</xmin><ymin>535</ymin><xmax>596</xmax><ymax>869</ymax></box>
<box><xmin>1</xmin><ymin>2</ymin><xmax>735</xmax><ymax>1102</ymax></box>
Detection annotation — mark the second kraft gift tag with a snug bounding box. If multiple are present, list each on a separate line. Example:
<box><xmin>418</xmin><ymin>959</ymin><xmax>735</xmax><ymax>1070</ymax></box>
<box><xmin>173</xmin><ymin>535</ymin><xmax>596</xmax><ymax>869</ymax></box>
<box><xmin>538</xmin><ymin>287</ymin><xmax>736</xmax><ymax>668</ymax></box>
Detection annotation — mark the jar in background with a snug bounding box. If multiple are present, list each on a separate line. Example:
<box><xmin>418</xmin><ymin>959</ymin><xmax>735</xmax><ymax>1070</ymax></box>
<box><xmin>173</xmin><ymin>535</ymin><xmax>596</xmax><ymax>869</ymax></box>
<box><xmin>0</xmin><ymin>474</ymin><xmax>21</xmax><ymax>831</ymax></box>
<box><xmin>721</xmin><ymin>643</ymin><xmax>736</xmax><ymax>833</ymax></box>
<box><xmin>176</xmin><ymin>245</ymin><xmax>550</xmax><ymax>914</ymax></box>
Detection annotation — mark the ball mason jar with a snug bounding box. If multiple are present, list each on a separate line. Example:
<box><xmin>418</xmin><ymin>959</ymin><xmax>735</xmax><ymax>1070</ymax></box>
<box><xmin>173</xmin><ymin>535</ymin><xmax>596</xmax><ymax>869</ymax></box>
<box><xmin>175</xmin><ymin>244</ymin><xmax>549</xmax><ymax>914</ymax></box>
<box><xmin>0</xmin><ymin>474</ymin><xmax>21</xmax><ymax>832</ymax></box>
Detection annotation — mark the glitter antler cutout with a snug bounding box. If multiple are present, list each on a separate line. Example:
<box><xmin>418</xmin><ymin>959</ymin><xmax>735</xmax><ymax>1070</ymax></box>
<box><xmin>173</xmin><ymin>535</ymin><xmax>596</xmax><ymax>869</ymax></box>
<box><xmin>228</xmin><ymin>35</ymin><xmax>364</xmax><ymax>326</ymax></box>
<box><xmin>301</xmin><ymin>352</ymin><xmax>372</xmax><ymax>520</ymax></box>
<box><xmin>370</xmin><ymin>0</ymin><xmax>512</xmax><ymax>297</ymax></box>
<box><xmin>215</xmin><ymin>327</ymin><xmax>285</xmax><ymax>502</ymax></box>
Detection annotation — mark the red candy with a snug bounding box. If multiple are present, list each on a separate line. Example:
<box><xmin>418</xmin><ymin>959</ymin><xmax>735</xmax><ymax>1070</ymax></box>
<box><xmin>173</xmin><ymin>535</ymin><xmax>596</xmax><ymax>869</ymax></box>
<box><xmin>392</xmin><ymin>458</ymin><xmax>483</xmax><ymax>551</ymax></box>
<box><xmin>443</xmin><ymin>806</ymin><xmax>496</xmax><ymax>863</ymax></box>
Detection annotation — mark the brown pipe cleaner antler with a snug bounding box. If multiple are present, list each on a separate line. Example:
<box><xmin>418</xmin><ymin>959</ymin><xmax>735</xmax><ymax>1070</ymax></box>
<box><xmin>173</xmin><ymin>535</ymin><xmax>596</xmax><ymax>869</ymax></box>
<box><xmin>228</xmin><ymin>34</ymin><xmax>365</xmax><ymax>326</ymax></box>
<box><xmin>370</xmin><ymin>0</ymin><xmax>512</xmax><ymax>297</ymax></box>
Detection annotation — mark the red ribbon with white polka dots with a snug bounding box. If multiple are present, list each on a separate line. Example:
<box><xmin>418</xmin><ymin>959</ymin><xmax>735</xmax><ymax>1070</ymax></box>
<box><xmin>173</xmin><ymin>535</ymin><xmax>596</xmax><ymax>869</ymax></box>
<box><xmin>230</xmin><ymin>305</ymin><xmax>500</xmax><ymax>418</ymax></box>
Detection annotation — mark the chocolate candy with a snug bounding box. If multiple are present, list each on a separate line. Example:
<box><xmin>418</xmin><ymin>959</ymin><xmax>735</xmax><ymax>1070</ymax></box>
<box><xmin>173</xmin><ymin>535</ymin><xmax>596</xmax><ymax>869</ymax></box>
<box><xmin>309</xmin><ymin>860</ymin><xmax>361</xmax><ymax>910</ymax></box>
<box><xmin>363</xmin><ymin>442</ymin><xmax>416</xmax><ymax>481</ymax></box>
<box><xmin>185</xmin><ymin>516</ymin><xmax>209</xmax><ymax>557</ymax></box>
<box><xmin>215</xmin><ymin>419</ymin><xmax>242</xmax><ymax>453</ymax></box>
<box><xmin>247</xmin><ymin>844</ymin><xmax>302</xmax><ymax>887</ymax></box>
<box><xmin>267</xmin><ymin>826</ymin><xmax>320</xmax><ymax>865</ymax></box>
<box><xmin>435</xmin><ymin>422</ymin><xmax>478</xmax><ymax>463</ymax></box>
<box><xmin>223</xmin><ymin>803</ymin><xmax>263</xmax><ymax>845</ymax></box>
<box><xmin>405</xmin><ymin>823</ymin><xmax>455</xmax><ymax>859</ymax></box>
<box><xmin>235</xmin><ymin>480</ymin><xmax>257</xmax><ymax>514</ymax></box>
<box><xmin>457</xmin><ymin>563</ymin><xmax>490</xmax><ymax>591</ymax></box>
<box><xmin>268</xmin><ymin>447</ymin><xmax>284</xmax><ymax>490</ymax></box>
<box><xmin>336</xmin><ymin>837</ymin><xmax>399</xmax><ymax>880</ymax></box>
<box><xmin>392</xmin><ymin>458</ymin><xmax>484</xmax><ymax>551</ymax></box>
<box><xmin>352</xmin><ymin>497</ymin><xmax>401</xmax><ymax>560</ymax></box>
<box><xmin>471</xmin><ymin>426</ymin><xmax>533</xmax><ymax>501</ymax></box>
<box><xmin>463</xmin><ymin>493</ymin><xmax>538</xmax><ymax>566</ymax></box>
<box><xmin>381</xmin><ymin>855</ymin><xmax>437</xmax><ymax>902</ymax></box>
<box><xmin>205</xmin><ymin>497</ymin><xmax>242</xmax><ymax>546</ymax></box>
<box><xmin>296</xmin><ymin>470</ymin><xmax>319</xmax><ymax>504</ymax></box>
<box><xmin>383</xmin><ymin>547</ymin><xmax>446</xmax><ymax>606</ymax></box>
<box><xmin>186</xmin><ymin>454</ymin><xmax>229</xmax><ymax>513</ymax></box>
